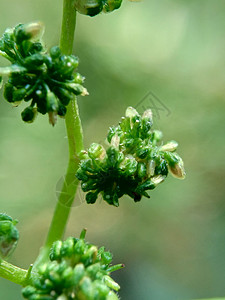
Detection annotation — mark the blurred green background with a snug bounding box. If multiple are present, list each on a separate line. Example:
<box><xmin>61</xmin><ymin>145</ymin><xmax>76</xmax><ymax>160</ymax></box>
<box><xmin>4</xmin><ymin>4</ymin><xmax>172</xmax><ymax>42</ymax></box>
<box><xmin>1</xmin><ymin>0</ymin><xmax>225</xmax><ymax>299</ymax></box>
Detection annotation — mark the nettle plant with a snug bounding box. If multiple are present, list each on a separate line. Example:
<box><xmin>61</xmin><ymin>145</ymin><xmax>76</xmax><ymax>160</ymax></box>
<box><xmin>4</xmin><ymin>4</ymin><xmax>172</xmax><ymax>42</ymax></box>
<box><xmin>0</xmin><ymin>1</ymin><xmax>188</xmax><ymax>299</ymax></box>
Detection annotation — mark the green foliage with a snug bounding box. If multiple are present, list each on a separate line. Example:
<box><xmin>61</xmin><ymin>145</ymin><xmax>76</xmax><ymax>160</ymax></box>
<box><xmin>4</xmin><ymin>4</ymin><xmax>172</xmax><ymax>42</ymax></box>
<box><xmin>0</xmin><ymin>22</ymin><xmax>88</xmax><ymax>125</ymax></box>
<box><xmin>22</xmin><ymin>230</ymin><xmax>123</xmax><ymax>300</ymax></box>
<box><xmin>74</xmin><ymin>0</ymin><xmax>123</xmax><ymax>17</ymax></box>
<box><xmin>77</xmin><ymin>107</ymin><xmax>185</xmax><ymax>206</ymax></box>
<box><xmin>0</xmin><ymin>213</ymin><xmax>19</xmax><ymax>259</ymax></box>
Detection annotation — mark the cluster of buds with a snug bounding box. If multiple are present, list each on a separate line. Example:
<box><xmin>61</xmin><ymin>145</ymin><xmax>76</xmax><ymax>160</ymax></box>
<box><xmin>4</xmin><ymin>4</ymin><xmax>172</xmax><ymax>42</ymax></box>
<box><xmin>22</xmin><ymin>230</ymin><xmax>123</xmax><ymax>300</ymax></box>
<box><xmin>76</xmin><ymin>107</ymin><xmax>185</xmax><ymax>206</ymax></box>
<box><xmin>0</xmin><ymin>22</ymin><xmax>87</xmax><ymax>125</ymax></box>
<box><xmin>0</xmin><ymin>213</ymin><xmax>19</xmax><ymax>259</ymax></box>
<box><xmin>74</xmin><ymin>0</ymin><xmax>122</xmax><ymax>17</ymax></box>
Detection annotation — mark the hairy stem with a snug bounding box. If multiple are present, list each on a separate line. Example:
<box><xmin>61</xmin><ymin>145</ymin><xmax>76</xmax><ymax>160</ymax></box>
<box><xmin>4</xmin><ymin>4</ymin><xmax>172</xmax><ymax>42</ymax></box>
<box><xmin>34</xmin><ymin>0</ymin><xmax>84</xmax><ymax>269</ymax></box>
<box><xmin>0</xmin><ymin>260</ymin><xmax>33</xmax><ymax>286</ymax></box>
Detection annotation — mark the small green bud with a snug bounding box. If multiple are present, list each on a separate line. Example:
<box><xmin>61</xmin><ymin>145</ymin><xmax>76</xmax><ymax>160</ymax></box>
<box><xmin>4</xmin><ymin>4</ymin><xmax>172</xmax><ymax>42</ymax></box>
<box><xmin>160</xmin><ymin>140</ymin><xmax>178</xmax><ymax>152</ymax></box>
<box><xmin>62</xmin><ymin>266</ymin><xmax>74</xmax><ymax>287</ymax></box>
<box><xmin>60</xmin><ymin>237</ymin><xmax>75</xmax><ymax>257</ymax></box>
<box><xmin>81</xmin><ymin>246</ymin><xmax>98</xmax><ymax>265</ymax></box>
<box><xmin>137</xmin><ymin>162</ymin><xmax>147</xmax><ymax>178</ymax></box>
<box><xmin>74</xmin><ymin>263</ymin><xmax>85</xmax><ymax>285</ymax></box>
<box><xmin>78</xmin><ymin>276</ymin><xmax>94</xmax><ymax>299</ymax></box>
<box><xmin>86</xmin><ymin>263</ymin><xmax>101</xmax><ymax>278</ymax></box>
<box><xmin>46</xmin><ymin>91</ymin><xmax>58</xmax><ymax>112</ymax></box>
<box><xmin>103</xmin><ymin>0</ymin><xmax>122</xmax><ymax>13</ymax></box>
<box><xmin>101</xmin><ymin>251</ymin><xmax>112</xmax><ymax>265</ymax></box>
<box><xmin>86</xmin><ymin>191</ymin><xmax>98</xmax><ymax>204</ymax></box>
<box><xmin>110</xmin><ymin>134</ymin><xmax>120</xmax><ymax>148</ymax></box>
<box><xmin>165</xmin><ymin>153</ymin><xmax>186</xmax><ymax>179</ymax></box>
<box><xmin>14</xmin><ymin>22</ymin><xmax>44</xmax><ymax>44</ymax></box>
<box><xmin>119</xmin><ymin>155</ymin><xmax>137</xmax><ymax>176</ymax></box>
<box><xmin>24</xmin><ymin>53</ymin><xmax>44</xmax><ymax>68</ymax></box>
<box><xmin>50</xmin><ymin>240</ymin><xmax>63</xmax><ymax>261</ymax></box>
<box><xmin>65</xmin><ymin>82</ymin><xmax>89</xmax><ymax>96</ymax></box>
<box><xmin>50</xmin><ymin>46</ymin><xmax>61</xmax><ymax>59</ymax></box>
<box><xmin>147</xmin><ymin>160</ymin><xmax>155</xmax><ymax>177</ymax></box>
<box><xmin>21</xmin><ymin>107</ymin><xmax>37</xmax><ymax>123</ymax></box>
<box><xmin>53</xmin><ymin>87</ymin><xmax>73</xmax><ymax>106</ymax></box>
<box><xmin>151</xmin><ymin>175</ymin><xmax>165</xmax><ymax>185</ymax></box>
<box><xmin>57</xmin><ymin>102</ymin><xmax>67</xmax><ymax>117</ymax></box>
<box><xmin>88</xmin><ymin>143</ymin><xmax>106</xmax><ymax>160</ymax></box>
<box><xmin>152</xmin><ymin>130</ymin><xmax>163</xmax><ymax>142</ymax></box>
<box><xmin>22</xmin><ymin>286</ymin><xmax>36</xmax><ymax>298</ymax></box>
<box><xmin>74</xmin><ymin>73</ymin><xmax>85</xmax><ymax>84</ymax></box>
<box><xmin>0</xmin><ymin>214</ymin><xmax>19</xmax><ymax>258</ymax></box>
<box><xmin>74</xmin><ymin>239</ymin><xmax>86</xmax><ymax>255</ymax></box>
<box><xmin>125</xmin><ymin>106</ymin><xmax>139</xmax><ymax>120</ymax></box>
<box><xmin>103</xmin><ymin>275</ymin><xmax>120</xmax><ymax>291</ymax></box>
<box><xmin>0</xmin><ymin>213</ymin><xmax>13</xmax><ymax>222</ymax></box>
<box><xmin>4</xmin><ymin>83</ymin><xmax>14</xmax><ymax>102</ymax></box>
<box><xmin>58</xmin><ymin>55</ymin><xmax>79</xmax><ymax>76</ymax></box>
<box><xmin>75</xmin><ymin>0</ymin><xmax>103</xmax><ymax>17</ymax></box>
<box><xmin>13</xmin><ymin>85</ymin><xmax>31</xmax><ymax>102</ymax></box>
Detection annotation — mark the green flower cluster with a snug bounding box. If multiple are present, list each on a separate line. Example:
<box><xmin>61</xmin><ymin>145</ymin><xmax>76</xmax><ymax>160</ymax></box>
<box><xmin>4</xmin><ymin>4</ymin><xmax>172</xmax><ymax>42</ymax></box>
<box><xmin>74</xmin><ymin>0</ymin><xmax>122</xmax><ymax>17</ymax></box>
<box><xmin>0</xmin><ymin>22</ymin><xmax>87</xmax><ymax>125</ymax></box>
<box><xmin>0</xmin><ymin>213</ymin><xmax>19</xmax><ymax>259</ymax></box>
<box><xmin>22</xmin><ymin>230</ymin><xmax>123</xmax><ymax>300</ymax></box>
<box><xmin>76</xmin><ymin>107</ymin><xmax>185</xmax><ymax>206</ymax></box>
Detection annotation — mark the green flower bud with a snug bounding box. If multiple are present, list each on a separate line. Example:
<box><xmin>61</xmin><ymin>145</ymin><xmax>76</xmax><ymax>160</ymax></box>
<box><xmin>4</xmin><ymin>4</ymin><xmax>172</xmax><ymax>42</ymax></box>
<box><xmin>75</xmin><ymin>0</ymin><xmax>103</xmax><ymax>17</ymax></box>
<box><xmin>46</xmin><ymin>91</ymin><xmax>58</xmax><ymax>112</ymax></box>
<box><xmin>4</xmin><ymin>82</ymin><xmax>14</xmax><ymax>102</ymax></box>
<box><xmin>88</xmin><ymin>143</ymin><xmax>106</xmax><ymax>160</ymax></box>
<box><xmin>74</xmin><ymin>263</ymin><xmax>85</xmax><ymax>285</ymax></box>
<box><xmin>58</xmin><ymin>55</ymin><xmax>79</xmax><ymax>76</ymax></box>
<box><xmin>160</xmin><ymin>140</ymin><xmax>178</xmax><ymax>152</ymax></box>
<box><xmin>14</xmin><ymin>22</ymin><xmax>44</xmax><ymax>44</ymax></box>
<box><xmin>21</xmin><ymin>107</ymin><xmax>37</xmax><ymax>123</ymax></box>
<box><xmin>103</xmin><ymin>275</ymin><xmax>120</xmax><ymax>291</ymax></box>
<box><xmin>24</xmin><ymin>53</ymin><xmax>44</xmax><ymax>68</ymax></box>
<box><xmin>137</xmin><ymin>162</ymin><xmax>147</xmax><ymax>178</ymax></box>
<box><xmin>13</xmin><ymin>85</ymin><xmax>31</xmax><ymax>102</ymax></box>
<box><xmin>2</xmin><ymin>28</ymin><xmax>14</xmax><ymax>48</ymax></box>
<box><xmin>152</xmin><ymin>130</ymin><xmax>163</xmax><ymax>142</ymax></box>
<box><xmin>50</xmin><ymin>240</ymin><xmax>63</xmax><ymax>261</ymax></box>
<box><xmin>74</xmin><ymin>73</ymin><xmax>85</xmax><ymax>84</ymax></box>
<box><xmin>119</xmin><ymin>155</ymin><xmax>137</xmax><ymax>176</ymax></box>
<box><xmin>86</xmin><ymin>191</ymin><xmax>98</xmax><ymax>204</ymax></box>
<box><xmin>53</xmin><ymin>87</ymin><xmax>73</xmax><ymax>106</ymax></box>
<box><xmin>65</xmin><ymin>82</ymin><xmax>89</xmax><ymax>96</ymax></box>
<box><xmin>50</xmin><ymin>46</ymin><xmax>61</xmax><ymax>59</ymax></box>
<box><xmin>100</xmin><ymin>251</ymin><xmax>112</xmax><ymax>265</ymax></box>
<box><xmin>0</xmin><ymin>213</ymin><xmax>19</xmax><ymax>258</ymax></box>
<box><xmin>165</xmin><ymin>152</ymin><xmax>186</xmax><ymax>179</ymax></box>
<box><xmin>103</xmin><ymin>0</ymin><xmax>123</xmax><ymax>13</ymax></box>
<box><xmin>57</xmin><ymin>102</ymin><xmax>67</xmax><ymax>117</ymax></box>
<box><xmin>125</xmin><ymin>106</ymin><xmax>139</xmax><ymax>119</ymax></box>
<box><xmin>74</xmin><ymin>239</ymin><xmax>86</xmax><ymax>256</ymax></box>
<box><xmin>60</xmin><ymin>237</ymin><xmax>75</xmax><ymax>257</ymax></box>
<box><xmin>81</xmin><ymin>246</ymin><xmax>98</xmax><ymax>265</ymax></box>
<box><xmin>22</xmin><ymin>286</ymin><xmax>36</xmax><ymax>298</ymax></box>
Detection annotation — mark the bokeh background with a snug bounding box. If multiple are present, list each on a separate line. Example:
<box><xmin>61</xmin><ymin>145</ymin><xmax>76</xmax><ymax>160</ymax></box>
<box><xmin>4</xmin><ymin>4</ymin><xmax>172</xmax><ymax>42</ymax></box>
<box><xmin>0</xmin><ymin>0</ymin><xmax>225</xmax><ymax>299</ymax></box>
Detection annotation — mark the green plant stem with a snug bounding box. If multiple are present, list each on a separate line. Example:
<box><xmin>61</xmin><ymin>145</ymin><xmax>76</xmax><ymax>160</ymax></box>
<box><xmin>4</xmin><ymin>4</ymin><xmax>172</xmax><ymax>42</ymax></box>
<box><xmin>0</xmin><ymin>259</ymin><xmax>33</xmax><ymax>286</ymax></box>
<box><xmin>34</xmin><ymin>0</ymin><xmax>84</xmax><ymax>269</ymax></box>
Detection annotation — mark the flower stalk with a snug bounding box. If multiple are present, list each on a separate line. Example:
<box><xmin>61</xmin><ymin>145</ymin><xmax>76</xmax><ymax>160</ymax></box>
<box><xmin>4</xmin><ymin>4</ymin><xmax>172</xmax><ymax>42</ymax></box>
<box><xmin>34</xmin><ymin>0</ymin><xmax>84</xmax><ymax>269</ymax></box>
